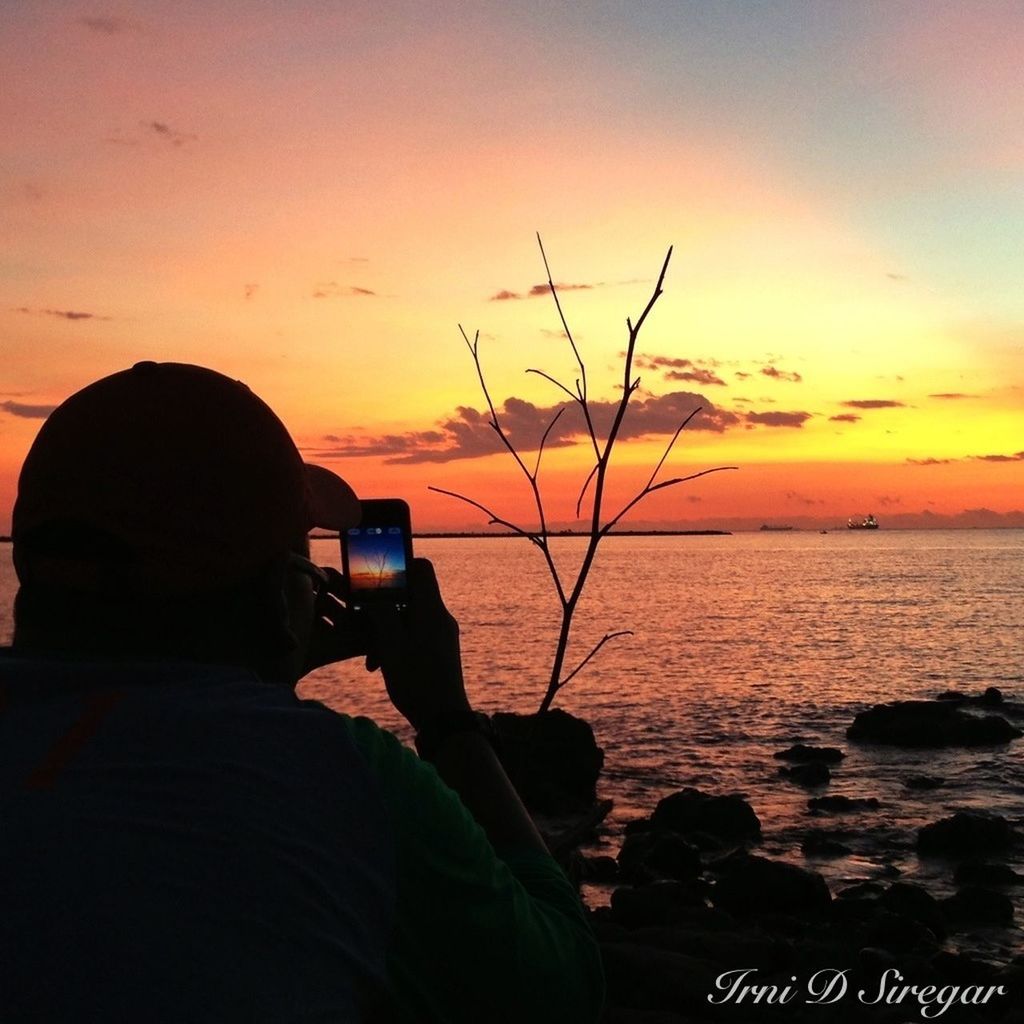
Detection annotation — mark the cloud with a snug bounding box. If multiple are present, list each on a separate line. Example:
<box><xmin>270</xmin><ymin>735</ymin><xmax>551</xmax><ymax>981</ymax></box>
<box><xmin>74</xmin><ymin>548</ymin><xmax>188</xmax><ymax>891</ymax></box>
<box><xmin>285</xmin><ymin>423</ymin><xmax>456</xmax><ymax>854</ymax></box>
<box><xmin>79</xmin><ymin>15</ymin><xmax>136</xmax><ymax>34</ymax></box>
<box><xmin>15</xmin><ymin>306</ymin><xmax>109</xmax><ymax>321</ymax></box>
<box><xmin>1</xmin><ymin>400</ymin><xmax>57</xmax><ymax>419</ymax></box>
<box><xmin>886</xmin><ymin>272</ymin><xmax>908</xmax><ymax>282</ymax></box>
<box><xmin>489</xmin><ymin>282</ymin><xmax>597</xmax><ymax>301</ymax></box>
<box><xmin>634</xmin><ymin>355</ymin><xmax>726</xmax><ymax>386</ymax></box>
<box><xmin>972</xmin><ymin>451</ymin><xmax>1024</xmax><ymax>463</ymax></box>
<box><xmin>840</xmin><ymin>399</ymin><xmax>906</xmax><ymax>410</ymax></box>
<box><xmin>876</xmin><ymin>495</ymin><xmax>902</xmax><ymax>507</ymax></box>
<box><xmin>540</xmin><ymin>328</ymin><xmax>572</xmax><ymax>340</ymax></box>
<box><xmin>305</xmin><ymin>390</ymin><xmax>739</xmax><ymax>465</ymax></box>
<box><xmin>761</xmin><ymin>366</ymin><xmax>802</xmax><ymax>383</ymax></box>
<box><xmin>665</xmin><ymin>368</ymin><xmax>726</xmax><ymax>386</ymax></box>
<box><xmin>785</xmin><ymin>490</ymin><xmax>823</xmax><ymax>506</ymax></box>
<box><xmin>244</xmin><ymin>283</ymin><xmax>258</xmax><ymax>300</ymax></box>
<box><xmin>745</xmin><ymin>410</ymin><xmax>812</xmax><ymax>428</ymax></box>
<box><xmin>829</xmin><ymin>413</ymin><xmax>861</xmax><ymax>423</ymax></box>
<box><xmin>734</xmin><ymin>371</ymin><xmax>751</xmax><ymax>380</ymax></box>
<box><xmin>311</xmin><ymin>282</ymin><xmax>376</xmax><ymax>298</ymax></box>
<box><xmin>928</xmin><ymin>392</ymin><xmax>977</xmax><ymax>400</ymax></box>
<box><xmin>906</xmin><ymin>457</ymin><xmax>955</xmax><ymax>465</ymax></box>
<box><xmin>146</xmin><ymin>121</ymin><xmax>196</xmax><ymax>147</ymax></box>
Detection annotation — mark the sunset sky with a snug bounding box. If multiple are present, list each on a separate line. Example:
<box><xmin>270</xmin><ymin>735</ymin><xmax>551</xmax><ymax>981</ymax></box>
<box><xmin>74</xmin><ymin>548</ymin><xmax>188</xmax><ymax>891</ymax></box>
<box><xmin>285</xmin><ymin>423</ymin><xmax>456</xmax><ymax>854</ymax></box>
<box><xmin>2</xmin><ymin>1</ymin><xmax>1022</xmax><ymax>532</ymax></box>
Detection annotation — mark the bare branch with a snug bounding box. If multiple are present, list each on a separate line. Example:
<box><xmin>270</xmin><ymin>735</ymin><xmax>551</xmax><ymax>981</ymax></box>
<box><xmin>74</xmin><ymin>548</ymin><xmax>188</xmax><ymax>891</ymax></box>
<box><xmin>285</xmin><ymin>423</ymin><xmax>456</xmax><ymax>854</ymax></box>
<box><xmin>601</xmin><ymin>466</ymin><xmax>738</xmax><ymax>535</ymax></box>
<box><xmin>575</xmin><ymin>461</ymin><xmax>599</xmax><ymax>520</ymax></box>
<box><xmin>526</xmin><ymin>367</ymin><xmax>577</xmax><ymax>402</ymax></box>
<box><xmin>427</xmin><ymin>486</ymin><xmax>536</xmax><ymax>542</ymax></box>
<box><xmin>643</xmin><ymin>406</ymin><xmax>704</xmax><ymax>494</ymax></box>
<box><xmin>559</xmin><ymin>631</ymin><xmax>633</xmax><ymax>689</ymax></box>
<box><xmin>537</xmin><ymin>233</ymin><xmax>587</xmax><ymax>400</ymax></box>
<box><xmin>533</xmin><ymin>407</ymin><xmax>565</xmax><ymax>479</ymax></box>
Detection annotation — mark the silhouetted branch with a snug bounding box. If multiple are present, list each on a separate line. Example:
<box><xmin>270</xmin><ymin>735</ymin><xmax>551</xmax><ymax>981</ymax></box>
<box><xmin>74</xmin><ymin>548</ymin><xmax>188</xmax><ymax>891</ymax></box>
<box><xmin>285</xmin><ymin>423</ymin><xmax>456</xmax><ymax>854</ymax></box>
<box><xmin>427</xmin><ymin>486</ymin><xmax>538</xmax><ymax>544</ymax></box>
<box><xmin>534</xmin><ymin>407</ymin><xmax>565</xmax><ymax>479</ymax></box>
<box><xmin>525</xmin><ymin>368</ymin><xmax>576</xmax><ymax>403</ymax></box>
<box><xmin>559</xmin><ymin>631</ymin><xmax>633</xmax><ymax>689</ymax></box>
<box><xmin>601</xmin><ymin>466</ymin><xmax>738</xmax><ymax>536</ymax></box>
<box><xmin>575</xmin><ymin>462</ymin><xmax>599</xmax><ymax>520</ymax></box>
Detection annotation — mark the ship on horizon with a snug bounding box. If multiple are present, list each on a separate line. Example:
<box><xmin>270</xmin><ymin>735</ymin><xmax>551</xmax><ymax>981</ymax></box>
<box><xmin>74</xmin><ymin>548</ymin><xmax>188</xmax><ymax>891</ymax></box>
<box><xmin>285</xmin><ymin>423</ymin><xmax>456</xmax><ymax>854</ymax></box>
<box><xmin>848</xmin><ymin>513</ymin><xmax>879</xmax><ymax>530</ymax></box>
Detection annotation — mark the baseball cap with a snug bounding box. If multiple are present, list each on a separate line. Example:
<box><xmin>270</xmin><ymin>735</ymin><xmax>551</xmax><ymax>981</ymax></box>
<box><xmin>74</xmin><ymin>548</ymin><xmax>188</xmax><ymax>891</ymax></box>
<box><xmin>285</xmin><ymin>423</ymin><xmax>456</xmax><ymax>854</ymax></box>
<box><xmin>12</xmin><ymin>362</ymin><xmax>359</xmax><ymax>595</ymax></box>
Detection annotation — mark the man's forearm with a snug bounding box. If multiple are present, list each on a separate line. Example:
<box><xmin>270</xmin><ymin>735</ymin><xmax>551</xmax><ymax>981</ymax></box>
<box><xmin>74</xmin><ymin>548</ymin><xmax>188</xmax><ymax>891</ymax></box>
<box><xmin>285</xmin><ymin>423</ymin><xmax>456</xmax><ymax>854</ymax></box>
<box><xmin>426</xmin><ymin>731</ymin><xmax>549</xmax><ymax>855</ymax></box>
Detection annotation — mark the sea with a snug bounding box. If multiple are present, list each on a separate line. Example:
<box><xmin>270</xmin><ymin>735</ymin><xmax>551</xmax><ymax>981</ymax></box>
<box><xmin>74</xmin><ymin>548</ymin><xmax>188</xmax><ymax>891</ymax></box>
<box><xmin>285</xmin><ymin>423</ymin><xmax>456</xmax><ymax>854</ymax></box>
<box><xmin>3</xmin><ymin>529</ymin><xmax>1022</xmax><ymax>963</ymax></box>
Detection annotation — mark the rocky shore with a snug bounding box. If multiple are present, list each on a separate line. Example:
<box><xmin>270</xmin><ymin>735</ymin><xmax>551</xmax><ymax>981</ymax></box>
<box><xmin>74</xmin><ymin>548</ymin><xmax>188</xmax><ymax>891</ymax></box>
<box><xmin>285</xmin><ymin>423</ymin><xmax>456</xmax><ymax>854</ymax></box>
<box><xmin>498</xmin><ymin>688</ymin><xmax>1024</xmax><ymax>1023</ymax></box>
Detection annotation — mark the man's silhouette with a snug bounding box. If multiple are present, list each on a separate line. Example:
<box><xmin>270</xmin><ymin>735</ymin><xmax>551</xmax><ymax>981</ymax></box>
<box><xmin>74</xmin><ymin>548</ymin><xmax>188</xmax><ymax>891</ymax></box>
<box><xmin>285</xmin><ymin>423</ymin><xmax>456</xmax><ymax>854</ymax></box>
<box><xmin>0</xmin><ymin>362</ymin><xmax>603</xmax><ymax>1022</ymax></box>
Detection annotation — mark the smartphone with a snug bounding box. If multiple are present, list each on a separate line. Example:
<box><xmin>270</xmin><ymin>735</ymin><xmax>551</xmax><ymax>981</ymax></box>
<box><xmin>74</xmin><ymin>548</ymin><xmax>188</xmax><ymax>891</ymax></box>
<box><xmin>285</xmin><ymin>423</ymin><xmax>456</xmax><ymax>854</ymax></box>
<box><xmin>340</xmin><ymin>498</ymin><xmax>413</xmax><ymax>612</ymax></box>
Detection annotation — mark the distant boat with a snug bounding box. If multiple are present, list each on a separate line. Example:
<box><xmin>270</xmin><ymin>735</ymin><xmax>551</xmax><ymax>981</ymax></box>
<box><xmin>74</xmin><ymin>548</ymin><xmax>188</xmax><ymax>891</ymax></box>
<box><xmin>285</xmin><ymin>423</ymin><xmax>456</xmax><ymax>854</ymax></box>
<box><xmin>760</xmin><ymin>524</ymin><xmax>794</xmax><ymax>532</ymax></box>
<box><xmin>847</xmin><ymin>513</ymin><xmax>879</xmax><ymax>530</ymax></box>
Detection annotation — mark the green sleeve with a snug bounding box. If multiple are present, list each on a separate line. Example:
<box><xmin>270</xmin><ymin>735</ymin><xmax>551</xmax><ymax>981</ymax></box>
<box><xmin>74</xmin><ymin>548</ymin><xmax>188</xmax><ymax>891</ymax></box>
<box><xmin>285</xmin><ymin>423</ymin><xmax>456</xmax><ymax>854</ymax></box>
<box><xmin>340</xmin><ymin>714</ymin><xmax>604</xmax><ymax>1024</ymax></box>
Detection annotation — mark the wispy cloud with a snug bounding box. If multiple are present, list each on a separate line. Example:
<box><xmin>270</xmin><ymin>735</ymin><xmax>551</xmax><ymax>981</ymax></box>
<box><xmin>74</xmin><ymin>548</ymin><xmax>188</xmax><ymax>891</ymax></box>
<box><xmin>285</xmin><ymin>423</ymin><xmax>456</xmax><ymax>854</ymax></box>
<box><xmin>761</xmin><ymin>365</ymin><xmax>802</xmax><ymax>383</ymax></box>
<box><xmin>305</xmin><ymin>390</ymin><xmax>738</xmax><ymax>465</ymax></box>
<box><xmin>634</xmin><ymin>355</ymin><xmax>726</xmax><ymax>386</ymax></box>
<box><xmin>145</xmin><ymin>121</ymin><xmax>196</xmax><ymax>147</ymax></box>
<box><xmin>311</xmin><ymin>282</ymin><xmax>376</xmax><ymax>298</ymax></box>
<box><xmin>488</xmin><ymin>282</ymin><xmax>597</xmax><ymax>301</ymax></box>
<box><xmin>79</xmin><ymin>15</ymin><xmax>137</xmax><ymax>34</ymax></box>
<box><xmin>906</xmin><ymin>457</ymin><xmax>955</xmax><ymax>465</ymax></box>
<box><xmin>973</xmin><ymin>451</ymin><xmax>1024</xmax><ymax>462</ymax></box>
<box><xmin>907</xmin><ymin>451</ymin><xmax>1024</xmax><ymax>465</ymax></box>
<box><xmin>1</xmin><ymin>400</ymin><xmax>56</xmax><ymax>419</ymax></box>
<box><xmin>785</xmin><ymin>490</ymin><xmax>823</xmax><ymax>506</ymax></box>
<box><xmin>244</xmin><ymin>283</ymin><xmax>258</xmax><ymax>300</ymax></box>
<box><xmin>829</xmin><ymin>413</ymin><xmax>861</xmax><ymax>423</ymax></box>
<box><xmin>928</xmin><ymin>392</ymin><xmax>977</xmax><ymax>400</ymax></box>
<box><xmin>15</xmin><ymin>306</ymin><xmax>110</xmax><ymax>321</ymax></box>
<box><xmin>745</xmin><ymin>410</ymin><xmax>812</xmax><ymax>428</ymax></box>
<box><xmin>840</xmin><ymin>399</ymin><xmax>905</xmax><ymax>410</ymax></box>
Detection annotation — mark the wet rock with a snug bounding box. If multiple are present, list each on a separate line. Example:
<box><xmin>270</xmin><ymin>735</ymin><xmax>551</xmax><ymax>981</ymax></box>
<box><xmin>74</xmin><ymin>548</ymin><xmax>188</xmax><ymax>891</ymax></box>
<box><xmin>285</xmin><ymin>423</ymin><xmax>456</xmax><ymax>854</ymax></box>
<box><xmin>942</xmin><ymin>886</ymin><xmax>1015</xmax><ymax>928</ymax></box>
<box><xmin>617</xmin><ymin>831</ymin><xmax>701</xmax><ymax>884</ymax></box>
<box><xmin>838</xmin><ymin>881</ymin><xmax>886</xmax><ymax>899</ymax></box>
<box><xmin>801</xmin><ymin>829</ymin><xmax>852</xmax><ymax>857</ymax></box>
<box><xmin>847</xmin><ymin>700</ymin><xmax>1022</xmax><ymax>748</ymax></box>
<box><xmin>779</xmin><ymin>762</ymin><xmax>831</xmax><ymax>787</ymax></box>
<box><xmin>600</xmin><ymin>942</ymin><xmax>720</xmax><ymax>1016</ymax></box>
<box><xmin>773</xmin><ymin>744</ymin><xmax>845</xmax><ymax>764</ymax></box>
<box><xmin>710</xmin><ymin>853</ymin><xmax>831</xmax><ymax>916</ymax></box>
<box><xmin>931</xmin><ymin>949</ymin><xmax>1004</xmax><ymax>985</ymax></box>
<box><xmin>865</xmin><ymin>910</ymin><xmax>941</xmax><ymax>954</ymax></box>
<box><xmin>937</xmin><ymin>689</ymin><xmax>968</xmax><ymax>702</ymax></box>
<box><xmin>491</xmin><ymin>709</ymin><xmax>603</xmax><ymax>814</ymax></box>
<box><xmin>917</xmin><ymin>812</ymin><xmax>1015</xmax><ymax>858</ymax></box>
<box><xmin>649</xmin><ymin>788</ymin><xmax>761</xmax><ymax>844</ymax></box>
<box><xmin>981</xmin><ymin>686</ymin><xmax>1004</xmax><ymax>705</ymax></box>
<box><xmin>807</xmin><ymin>795</ymin><xmax>881</xmax><ymax>814</ymax></box>
<box><xmin>953</xmin><ymin>862</ymin><xmax>1022</xmax><ymax>887</ymax></box>
<box><xmin>903</xmin><ymin>774</ymin><xmax>945</xmax><ymax>790</ymax></box>
<box><xmin>880</xmin><ymin>882</ymin><xmax>946</xmax><ymax>939</ymax></box>
<box><xmin>609</xmin><ymin>881</ymin><xmax>709</xmax><ymax>929</ymax></box>
<box><xmin>627</xmin><ymin>924</ymin><xmax>792</xmax><ymax>971</ymax></box>
<box><xmin>578</xmin><ymin>854</ymin><xmax>619</xmax><ymax>884</ymax></box>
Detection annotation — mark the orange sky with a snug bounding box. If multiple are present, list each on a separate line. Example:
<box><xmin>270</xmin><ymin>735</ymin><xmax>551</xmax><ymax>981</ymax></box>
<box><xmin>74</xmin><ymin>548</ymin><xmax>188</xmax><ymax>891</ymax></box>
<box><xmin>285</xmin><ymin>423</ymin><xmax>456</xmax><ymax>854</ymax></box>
<box><xmin>2</xmin><ymin>2</ymin><xmax>1021</xmax><ymax>532</ymax></box>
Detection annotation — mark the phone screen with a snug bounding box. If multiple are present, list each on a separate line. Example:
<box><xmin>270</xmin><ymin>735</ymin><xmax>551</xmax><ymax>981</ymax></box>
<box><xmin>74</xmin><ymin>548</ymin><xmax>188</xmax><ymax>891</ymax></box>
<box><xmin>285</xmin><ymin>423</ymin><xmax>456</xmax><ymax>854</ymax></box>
<box><xmin>342</xmin><ymin>499</ymin><xmax>412</xmax><ymax>611</ymax></box>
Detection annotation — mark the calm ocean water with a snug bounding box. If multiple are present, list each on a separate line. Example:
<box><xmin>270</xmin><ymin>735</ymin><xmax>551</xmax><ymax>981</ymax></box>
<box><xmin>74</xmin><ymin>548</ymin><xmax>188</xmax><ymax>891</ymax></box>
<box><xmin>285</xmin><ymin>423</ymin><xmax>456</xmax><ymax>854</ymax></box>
<box><xmin>3</xmin><ymin>530</ymin><xmax>1022</xmax><ymax>960</ymax></box>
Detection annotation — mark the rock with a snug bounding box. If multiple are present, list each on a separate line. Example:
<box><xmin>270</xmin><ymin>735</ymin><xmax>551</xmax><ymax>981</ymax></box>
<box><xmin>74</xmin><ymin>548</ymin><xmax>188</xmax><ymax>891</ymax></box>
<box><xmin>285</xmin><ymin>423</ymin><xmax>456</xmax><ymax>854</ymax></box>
<box><xmin>801</xmin><ymin>830</ymin><xmax>852</xmax><ymax>857</ymax></box>
<box><xmin>710</xmin><ymin>854</ymin><xmax>831</xmax><ymax>916</ymax></box>
<box><xmin>649</xmin><ymin>788</ymin><xmax>761</xmax><ymax>844</ymax></box>
<box><xmin>917</xmin><ymin>812</ymin><xmax>1015</xmax><ymax>857</ymax></box>
<box><xmin>610</xmin><ymin>880</ymin><xmax>708</xmax><ymax>929</ymax></box>
<box><xmin>600</xmin><ymin>942</ymin><xmax>720</xmax><ymax>1016</ymax></box>
<box><xmin>838</xmin><ymin>881</ymin><xmax>886</xmax><ymax>899</ymax></box>
<box><xmin>953</xmin><ymin>862</ymin><xmax>1022</xmax><ymax>887</ymax></box>
<box><xmin>904</xmin><ymin>774</ymin><xmax>945</xmax><ymax>790</ymax></box>
<box><xmin>937</xmin><ymin>690</ymin><xmax>968</xmax><ymax>702</ymax></box>
<box><xmin>880</xmin><ymin>882</ymin><xmax>946</xmax><ymax>939</ymax></box>
<box><xmin>626</xmin><ymin>924</ymin><xmax>792</xmax><ymax>971</ymax></box>
<box><xmin>931</xmin><ymin>949</ymin><xmax>1004</xmax><ymax>985</ymax></box>
<box><xmin>807</xmin><ymin>795</ymin><xmax>880</xmax><ymax>813</ymax></box>
<box><xmin>617</xmin><ymin>831</ymin><xmax>701</xmax><ymax>884</ymax></box>
<box><xmin>491</xmin><ymin>709</ymin><xmax>603</xmax><ymax>814</ymax></box>
<box><xmin>609</xmin><ymin>881</ymin><xmax>709</xmax><ymax>929</ymax></box>
<box><xmin>773</xmin><ymin>744</ymin><xmax>845</xmax><ymax>764</ymax></box>
<box><xmin>779</xmin><ymin>762</ymin><xmax>831</xmax><ymax>787</ymax></box>
<box><xmin>847</xmin><ymin>700</ymin><xmax>1022</xmax><ymax>748</ymax></box>
<box><xmin>578</xmin><ymin>854</ymin><xmax>619</xmax><ymax>884</ymax></box>
<box><xmin>942</xmin><ymin>886</ymin><xmax>1015</xmax><ymax>928</ymax></box>
<box><xmin>865</xmin><ymin>910</ymin><xmax>941</xmax><ymax>954</ymax></box>
<box><xmin>981</xmin><ymin>686</ymin><xmax>1004</xmax><ymax>705</ymax></box>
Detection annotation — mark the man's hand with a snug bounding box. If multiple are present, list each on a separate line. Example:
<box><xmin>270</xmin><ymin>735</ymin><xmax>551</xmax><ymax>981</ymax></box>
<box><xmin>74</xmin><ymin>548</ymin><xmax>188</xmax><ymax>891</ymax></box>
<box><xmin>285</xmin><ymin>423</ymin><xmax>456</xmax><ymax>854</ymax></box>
<box><xmin>365</xmin><ymin>558</ymin><xmax>472</xmax><ymax>732</ymax></box>
<box><xmin>303</xmin><ymin>567</ymin><xmax>371</xmax><ymax>673</ymax></box>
